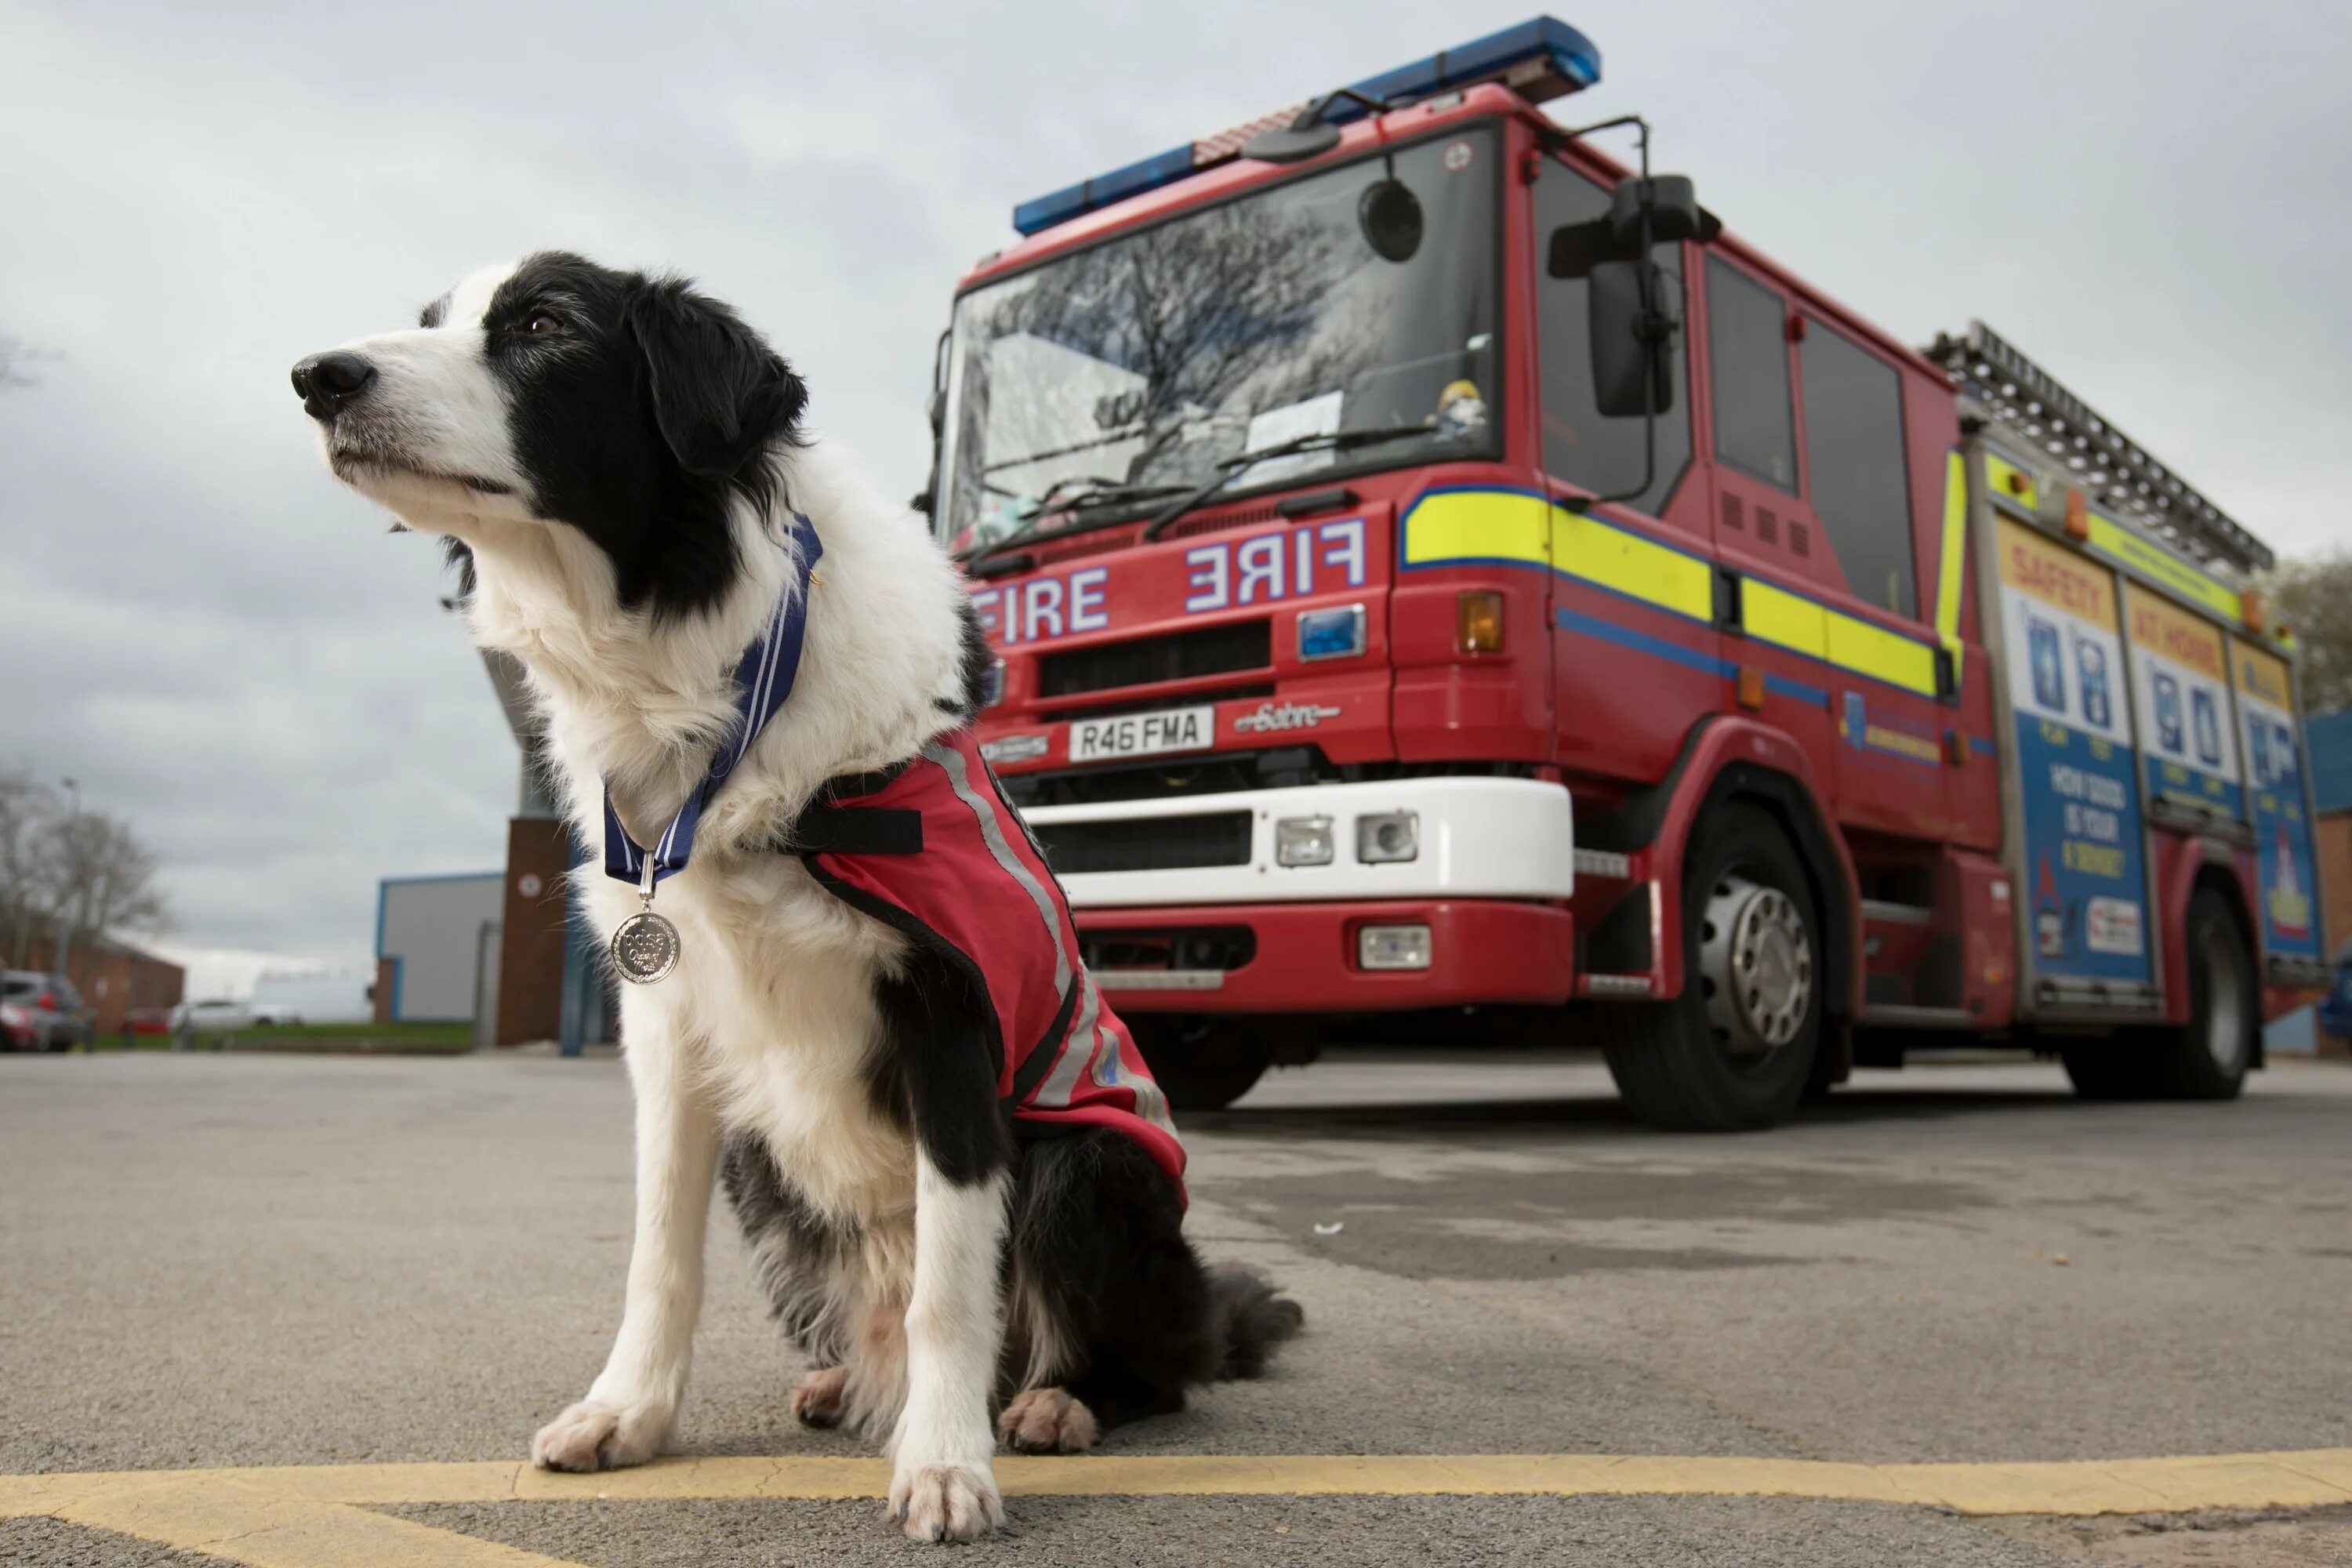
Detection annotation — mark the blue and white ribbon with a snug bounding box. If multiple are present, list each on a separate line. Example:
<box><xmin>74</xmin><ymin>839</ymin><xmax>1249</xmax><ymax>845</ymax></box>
<box><xmin>603</xmin><ymin>512</ymin><xmax>823</xmax><ymax>893</ymax></box>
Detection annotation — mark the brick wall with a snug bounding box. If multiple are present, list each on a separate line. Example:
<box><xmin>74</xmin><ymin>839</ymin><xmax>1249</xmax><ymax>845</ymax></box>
<box><xmin>9</xmin><ymin>936</ymin><xmax>183</xmax><ymax>1033</ymax></box>
<box><xmin>495</xmin><ymin>818</ymin><xmax>575</xmax><ymax>1046</ymax></box>
<box><xmin>2320</xmin><ymin>812</ymin><xmax>2352</xmax><ymax>959</ymax></box>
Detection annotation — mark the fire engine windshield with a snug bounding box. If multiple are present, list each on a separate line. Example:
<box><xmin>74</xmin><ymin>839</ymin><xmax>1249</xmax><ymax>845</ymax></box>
<box><xmin>937</xmin><ymin>127</ymin><xmax>1501</xmax><ymax>552</ymax></box>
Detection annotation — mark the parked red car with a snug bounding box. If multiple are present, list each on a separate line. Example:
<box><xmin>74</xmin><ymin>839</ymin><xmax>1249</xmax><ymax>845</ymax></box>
<box><xmin>1</xmin><ymin>971</ymin><xmax>96</xmax><ymax>1051</ymax></box>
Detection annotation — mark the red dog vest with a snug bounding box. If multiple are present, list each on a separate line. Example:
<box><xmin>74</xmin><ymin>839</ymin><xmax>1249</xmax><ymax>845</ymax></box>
<box><xmin>796</xmin><ymin>729</ymin><xmax>1185</xmax><ymax>1198</ymax></box>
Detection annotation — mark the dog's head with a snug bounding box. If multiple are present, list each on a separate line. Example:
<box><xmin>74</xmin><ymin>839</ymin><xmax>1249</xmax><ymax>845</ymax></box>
<box><xmin>293</xmin><ymin>251</ymin><xmax>807</xmax><ymax>613</ymax></box>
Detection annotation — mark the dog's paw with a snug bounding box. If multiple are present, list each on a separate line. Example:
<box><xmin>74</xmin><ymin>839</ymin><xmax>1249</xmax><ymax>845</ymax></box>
<box><xmin>997</xmin><ymin>1387</ymin><xmax>1100</xmax><ymax>1454</ymax></box>
<box><xmin>530</xmin><ymin>1399</ymin><xmax>671</xmax><ymax>1472</ymax></box>
<box><xmin>792</xmin><ymin>1367</ymin><xmax>848</xmax><ymax>1428</ymax></box>
<box><xmin>888</xmin><ymin>1461</ymin><xmax>1004</xmax><ymax>1542</ymax></box>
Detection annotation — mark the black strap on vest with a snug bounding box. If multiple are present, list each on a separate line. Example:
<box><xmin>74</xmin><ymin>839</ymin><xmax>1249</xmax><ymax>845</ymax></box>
<box><xmin>793</xmin><ymin>803</ymin><xmax>924</xmax><ymax>855</ymax></box>
<box><xmin>781</xmin><ymin>757</ymin><xmax>925</xmax><ymax>856</ymax></box>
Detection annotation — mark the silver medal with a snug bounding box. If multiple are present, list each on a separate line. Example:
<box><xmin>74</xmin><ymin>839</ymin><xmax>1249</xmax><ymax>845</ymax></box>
<box><xmin>612</xmin><ymin>906</ymin><xmax>681</xmax><ymax>984</ymax></box>
<box><xmin>612</xmin><ymin>858</ymin><xmax>681</xmax><ymax>985</ymax></box>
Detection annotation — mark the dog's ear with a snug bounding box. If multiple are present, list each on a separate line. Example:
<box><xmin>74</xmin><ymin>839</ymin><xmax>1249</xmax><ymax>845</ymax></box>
<box><xmin>626</xmin><ymin>277</ymin><xmax>808</xmax><ymax>477</ymax></box>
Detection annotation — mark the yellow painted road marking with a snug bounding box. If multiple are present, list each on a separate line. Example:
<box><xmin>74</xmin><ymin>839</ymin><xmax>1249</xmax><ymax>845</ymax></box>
<box><xmin>9</xmin><ymin>1446</ymin><xmax>2352</xmax><ymax>1568</ymax></box>
<box><xmin>9</xmin><ymin>1472</ymin><xmax>573</xmax><ymax>1567</ymax></box>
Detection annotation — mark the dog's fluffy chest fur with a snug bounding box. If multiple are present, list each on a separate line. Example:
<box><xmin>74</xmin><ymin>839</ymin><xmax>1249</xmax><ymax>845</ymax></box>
<box><xmin>590</xmin><ymin>852</ymin><xmax>916</xmax><ymax>1221</ymax></box>
<box><xmin>465</xmin><ymin>437</ymin><xmax>975</xmax><ymax>1229</ymax></box>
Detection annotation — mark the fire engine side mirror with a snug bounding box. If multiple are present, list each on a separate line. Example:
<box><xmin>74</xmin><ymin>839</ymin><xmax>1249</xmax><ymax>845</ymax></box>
<box><xmin>1588</xmin><ymin>258</ymin><xmax>1678</xmax><ymax>419</ymax></box>
<box><xmin>1607</xmin><ymin>176</ymin><xmax>1712</xmax><ymax>245</ymax></box>
<box><xmin>1547</xmin><ymin>219</ymin><xmax>1610</xmax><ymax>280</ymax></box>
<box><xmin>1549</xmin><ymin>176</ymin><xmax>1717</xmax><ymax>280</ymax></box>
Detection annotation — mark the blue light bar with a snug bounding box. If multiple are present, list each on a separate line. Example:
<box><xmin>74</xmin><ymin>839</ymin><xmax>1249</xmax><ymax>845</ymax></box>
<box><xmin>1012</xmin><ymin>145</ymin><xmax>1198</xmax><ymax>240</ymax></box>
<box><xmin>1011</xmin><ymin>15</ymin><xmax>1602</xmax><ymax>238</ymax></box>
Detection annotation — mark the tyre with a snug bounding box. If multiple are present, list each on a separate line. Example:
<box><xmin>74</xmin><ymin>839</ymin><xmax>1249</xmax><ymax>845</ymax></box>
<box><xmin>1127</xmin><ymin>1015</ymin><xmax>1274</xmax><ymax>1112</ymax></box>
<box><xmin>2061</xmin><ymin>887</ymin><xmax>2253</xmax><ymax>1102</ymax></box>
<box><xmin>1601</xmin><ymin>803</ymin><xmax>1824</xmax><ymax>1131</ymax></box>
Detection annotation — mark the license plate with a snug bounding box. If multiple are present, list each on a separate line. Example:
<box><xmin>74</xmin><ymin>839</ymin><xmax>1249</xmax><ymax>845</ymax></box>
<box><xmin>1068</xmin><ymin>705</ymin><xmax>1215</xmax><ymax>763</ymax></box>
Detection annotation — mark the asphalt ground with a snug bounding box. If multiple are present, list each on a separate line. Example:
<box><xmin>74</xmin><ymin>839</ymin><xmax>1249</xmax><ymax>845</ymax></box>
<box><xmin>5</xmin><ymin>1047</ymin><xmax>2352</xmax><ymax>1566</ymax></box>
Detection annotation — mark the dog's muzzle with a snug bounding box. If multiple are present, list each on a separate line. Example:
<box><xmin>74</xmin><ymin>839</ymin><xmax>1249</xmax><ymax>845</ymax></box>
<box><xmin>291</xmin><ymin>351</ymin><xmax>377</xmax><ymax>423</ymax></box>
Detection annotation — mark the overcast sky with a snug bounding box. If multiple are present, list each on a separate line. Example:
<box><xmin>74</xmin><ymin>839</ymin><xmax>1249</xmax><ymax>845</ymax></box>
<box><xmin>5</xmin><ymin>0</ymin><xmax>2349</xmax><ymax>976</ymax></box>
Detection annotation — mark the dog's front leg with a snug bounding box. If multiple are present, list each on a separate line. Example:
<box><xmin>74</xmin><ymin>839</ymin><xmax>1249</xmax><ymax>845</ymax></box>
<box><xmin>533</xmin><ymin>1029</ymin><xmax>719</xmax><ymax>1472</ymax></box>
<box><xmin>887</xmin><ymin>1151</ymin><xmax>1010</xmax><ymax>1541</ymax></box>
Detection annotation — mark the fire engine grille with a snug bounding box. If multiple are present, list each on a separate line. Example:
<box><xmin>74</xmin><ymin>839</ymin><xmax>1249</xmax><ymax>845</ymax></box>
<box><xmin>1036</xmin><ymin>620</ymin><xmax>1270</xmax><ymax>699</ymax></box>
<box><xmin>1033</xmin><ymin>811</ymin><xmax>1252</xmax><ymax>875</ymax></box>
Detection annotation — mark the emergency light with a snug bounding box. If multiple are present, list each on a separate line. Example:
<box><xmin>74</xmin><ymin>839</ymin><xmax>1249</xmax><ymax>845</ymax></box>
<box><xmin>1011</xmin><ymin>16</ymin><xmax>1602</xmax><ymax>237</ymax></box>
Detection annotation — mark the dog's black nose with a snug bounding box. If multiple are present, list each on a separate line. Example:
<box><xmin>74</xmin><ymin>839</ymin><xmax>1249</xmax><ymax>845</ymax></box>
<box><xmin>291</xmin><ymin>351</ymin><xmax>377</xmax><ymax>420</ymax></box>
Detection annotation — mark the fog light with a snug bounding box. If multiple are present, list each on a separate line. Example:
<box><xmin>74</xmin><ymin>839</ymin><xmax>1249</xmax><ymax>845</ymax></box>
<box><xmin>1456</xmin><ymin>590</ymin><xmax>1504</xmax><ymax>654</ymax></box>
<box><xmin>1273</xmin><ymin>815</ymin><xmax>1334</xmax><ymax>867</ymax></box>
<box><xmin>1356</xmin><ymin>811</ymin><xmax>1419</xmax><ymax>863</ymax></box>
<box><xmin>1358</xmin><ymin>924</ymin><xmax>1432</xmax><ymax>970</ymax></box>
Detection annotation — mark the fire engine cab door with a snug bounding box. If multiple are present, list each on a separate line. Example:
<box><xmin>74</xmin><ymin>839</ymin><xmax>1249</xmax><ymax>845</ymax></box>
<box><xmin>1705</xmin><ymin>259</ymin><xmax>1958</xmax><ymax>842</ymax></box>
<box><xmin>1529</xmin><ymin>155</ymin><xmax>1719</xmax><ymax>784</ymax></box>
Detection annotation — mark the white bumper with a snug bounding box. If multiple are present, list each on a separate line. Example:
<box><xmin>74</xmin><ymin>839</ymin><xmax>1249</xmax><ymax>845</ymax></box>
<box><xmin>1021</xmin><ymin>777</ymin><xmax>1576</xmax><ymax>909</ymax></box>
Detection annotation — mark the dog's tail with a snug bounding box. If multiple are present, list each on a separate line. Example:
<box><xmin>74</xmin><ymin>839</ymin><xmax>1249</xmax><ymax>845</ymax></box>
<box><xmin>1204</xmin><ymin>1264</ymin><xmax>1305</xmax><ymax>1380</ymax></box>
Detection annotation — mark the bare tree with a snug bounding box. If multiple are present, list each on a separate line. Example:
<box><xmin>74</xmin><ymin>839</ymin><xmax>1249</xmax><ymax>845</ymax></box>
<box><xmin>0</xmin><ymin>771</ymin><xmax>171</xmax><ymax>964</ymax></box>
<box><xmin>0</xmin><ymin>768</ymin><xmax>53</xmax><ymax>964</ymax></box>
<box><xmin>2263</xmin><ymin>550</ymin><xmax>2352</xmax><ymax>716</ymax></box>
<box><xmin>56</xmin><ymin>813</ymin><xmax>170</xmax><ymax>947</ymax></box>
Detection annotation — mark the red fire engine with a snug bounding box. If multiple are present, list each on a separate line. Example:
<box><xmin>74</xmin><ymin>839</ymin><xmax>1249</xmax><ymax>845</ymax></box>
<box><xmin>920</xmin><ymin>17</ymin><xmax>2329</xmax><ymax>1128</ymax></box>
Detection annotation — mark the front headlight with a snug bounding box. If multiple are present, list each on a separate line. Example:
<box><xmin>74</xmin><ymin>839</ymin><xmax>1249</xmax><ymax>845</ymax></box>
<box><xmin>1273</xmin><ymin>815</ymin><xmax>1335</xmax><ymax>867</ymax></box>
<box><xmin>1356</xmin><ymin>811</ymin><xmax>1419</xmax><ymax>864</ymax></box>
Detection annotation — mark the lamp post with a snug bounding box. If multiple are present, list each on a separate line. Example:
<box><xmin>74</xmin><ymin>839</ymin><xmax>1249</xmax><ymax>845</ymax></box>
<box><xmin>54</xmin><ymin>776</ymin><xmax>81</xmax><ymax>978</ymax></box>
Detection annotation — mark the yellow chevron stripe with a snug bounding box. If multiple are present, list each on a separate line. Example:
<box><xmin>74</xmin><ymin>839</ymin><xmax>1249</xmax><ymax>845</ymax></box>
<box><xmin>1404</xmin><ymin>488</ymin><xmax>1940</xmax><ymax>696</ymax></box>
<box><xmin>1826</xmin><ymin>609</ymin><xmax>1940</xmax><ymax>696</ymax></box>
<box><xmin>1935</xmin><ymin>449</ymin><xmax>1969</xmax><ymax>683</ymax></box>
<box><xmin>1740</xmin><ymin>579</ymin><xmax>1939</xmax><ymax>697</ymax></box>
<box><xmin>1399</xmin><ymin>488</ymin><xmax>1549</xmax><ymax>568</ymax></box>
<box><xmin>1548</xmin><ymin>506</ymin><xmax>1715</xmax><ymax>622</ymax></box>
<box><xmin>1740</xmin><ymin>578</ymin><xmax>1826</xmax><ymax>660</ymax></box>
<box><xmin>2083</xmin><ymin>512</ymin><xmax>2242</xmax><ymax>622</ymax></box>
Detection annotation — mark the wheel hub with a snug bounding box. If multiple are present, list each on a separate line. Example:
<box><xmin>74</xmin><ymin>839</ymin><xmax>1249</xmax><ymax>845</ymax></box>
<box><xmin>1698</xmin><ymin>874</ymin><xmax>1813</xmax><ymax>1058</ymax></box>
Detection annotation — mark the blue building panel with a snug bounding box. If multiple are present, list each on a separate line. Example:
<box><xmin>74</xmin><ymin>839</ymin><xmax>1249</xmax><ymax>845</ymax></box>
<box><xmin>2310</xmin><ymin>707</ymin><xmax>2352</xmax><ymax>817</ymax></box>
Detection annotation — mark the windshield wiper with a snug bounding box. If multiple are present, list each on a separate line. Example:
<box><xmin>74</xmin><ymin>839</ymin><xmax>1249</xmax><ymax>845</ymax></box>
<box><xmin>955</xmin><ymin>480</ymin><xmax>1193</xmax><ymax>564</ymax></box>
<box><xmin>956</xmin><ymin>424</ymin><xmax>1447</xmax><ymax>565</ymax></box>
<box><xmin>1138</xmin><ymin>425</ymin><xmax>1444</xmax><ymax>541</ymax></box>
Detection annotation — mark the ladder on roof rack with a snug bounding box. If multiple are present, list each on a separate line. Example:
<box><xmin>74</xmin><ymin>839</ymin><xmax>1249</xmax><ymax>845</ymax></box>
<box><xmin>1923</xmin><ymin>321</ymin><xmax>2272</xmax><ymax>576</ymax></box>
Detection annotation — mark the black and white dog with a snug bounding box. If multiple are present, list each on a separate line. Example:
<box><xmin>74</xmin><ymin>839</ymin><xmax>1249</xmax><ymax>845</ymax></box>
<box><xmin>292</xmin><ymin>252</ymin><xmax>1299</xmax><ymax>1542</ymax></box>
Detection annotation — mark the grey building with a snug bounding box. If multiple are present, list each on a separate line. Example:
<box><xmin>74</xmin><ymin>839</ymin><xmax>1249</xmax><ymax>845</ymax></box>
<box><xmin>374</xmin><ymin>871</ymin><xmax>503</xmax><ymax>1022</ymax></box>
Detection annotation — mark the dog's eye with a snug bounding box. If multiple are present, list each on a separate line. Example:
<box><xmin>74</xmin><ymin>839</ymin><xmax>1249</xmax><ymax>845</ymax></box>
<box><xmin>524</xmin><ymin>311</ymin><xmax>565</xmax><ymax>336</ymax></box>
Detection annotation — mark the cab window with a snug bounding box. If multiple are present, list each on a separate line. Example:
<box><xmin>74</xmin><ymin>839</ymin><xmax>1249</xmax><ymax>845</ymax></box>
<box><xmin>1533</xmin><ymin>162</ymin><xmax>1690</xmax><ymax>516</ymax></box>
<box><xmin>1799</xmin><ymin>322</ymin><xmax>1915</xmax><ymax>616</ymax></box>
<box><xmin>1705</xmin><ymin>257</ymin><xmax>1796</xmax><ymax>492</ymax></box>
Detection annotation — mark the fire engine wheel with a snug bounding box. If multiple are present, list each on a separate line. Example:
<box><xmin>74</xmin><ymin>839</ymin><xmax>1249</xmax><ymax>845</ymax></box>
<box><xmin>1125</xmin><ymin>1016</ymin><xmax>1274</xmax><ymax>1113</ymax></box>
<box><xmin>1600</xmin><ymin>804</ymin><xmax>1824</xmax><ymax>1132</ymax></box>
<box><xmin>2061</xmin><ymin>888</ymin><xmax>2253</xmax><ymax>1102</ymax></box>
